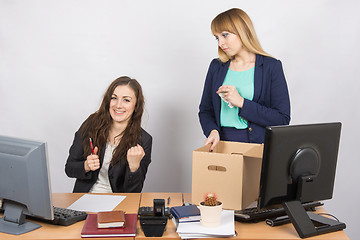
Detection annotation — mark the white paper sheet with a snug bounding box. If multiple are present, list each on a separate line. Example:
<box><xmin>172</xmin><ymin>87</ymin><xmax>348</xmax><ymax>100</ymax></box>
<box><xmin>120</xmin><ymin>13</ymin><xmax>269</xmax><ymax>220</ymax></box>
<box><xmin>67</xmin><ymin>194</ymin><xmax>126</xmax><ymax>212</ymax></box>
<box><xmin>177</xmin><ymin>210</ymin><xmax>235</xmax><ymax>238</ymax></box>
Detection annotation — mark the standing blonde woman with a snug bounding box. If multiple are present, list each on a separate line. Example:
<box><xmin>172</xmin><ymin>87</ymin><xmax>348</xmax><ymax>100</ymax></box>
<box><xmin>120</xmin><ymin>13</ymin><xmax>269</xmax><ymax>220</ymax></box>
<box><xmin>199</xmin><ymin>8</ymin><xmax>290</xmax><ymax>151</ymax></box>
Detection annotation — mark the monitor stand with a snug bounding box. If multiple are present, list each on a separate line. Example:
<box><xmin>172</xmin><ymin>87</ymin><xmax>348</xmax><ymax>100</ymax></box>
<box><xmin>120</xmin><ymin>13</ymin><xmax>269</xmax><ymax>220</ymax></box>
<box><xmin>0</xmin><ymin>202</ymin><xmax>41</xmax><ymax>235</ymax></box>
<box><xmin>283</xmin><ymin>201</ymin><xmax>346</xmax><ymax>239</ymax></box>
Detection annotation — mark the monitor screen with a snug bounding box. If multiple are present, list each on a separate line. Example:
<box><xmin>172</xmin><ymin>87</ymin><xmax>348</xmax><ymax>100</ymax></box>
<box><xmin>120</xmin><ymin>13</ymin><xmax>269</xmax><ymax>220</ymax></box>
<box><xmin>0</xmin><ymin>135</ymin><xmax>53</xmax><ymax>235</ymax></box>
<box><xmin>258</xmin><ymin>122</ymin><xmax>346</xmax><ymax>238</ymax></box>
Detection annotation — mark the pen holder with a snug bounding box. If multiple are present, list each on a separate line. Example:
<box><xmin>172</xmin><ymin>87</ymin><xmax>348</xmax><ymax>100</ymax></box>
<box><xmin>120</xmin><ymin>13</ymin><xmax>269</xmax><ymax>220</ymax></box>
<box><xmin>140</xmin><ymin>216</ymin><xmax>168</xmax><ymax>237</ymax></box>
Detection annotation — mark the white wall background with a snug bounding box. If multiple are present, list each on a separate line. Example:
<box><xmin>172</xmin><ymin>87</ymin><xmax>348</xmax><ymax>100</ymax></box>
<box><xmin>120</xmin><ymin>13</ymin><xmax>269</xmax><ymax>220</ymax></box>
<box><xmin>1</xmin><ymin>0</ymin><xmax>359</xmax><ymax>238</ymax></box>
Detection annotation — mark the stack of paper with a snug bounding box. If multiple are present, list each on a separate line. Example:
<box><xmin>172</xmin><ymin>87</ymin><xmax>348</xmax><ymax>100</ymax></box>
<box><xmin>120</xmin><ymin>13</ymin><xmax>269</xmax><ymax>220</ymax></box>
<box><xmin>176</xmin><ymin>210</ymin><xmax>235</xmax><ymax>239</ymax></box>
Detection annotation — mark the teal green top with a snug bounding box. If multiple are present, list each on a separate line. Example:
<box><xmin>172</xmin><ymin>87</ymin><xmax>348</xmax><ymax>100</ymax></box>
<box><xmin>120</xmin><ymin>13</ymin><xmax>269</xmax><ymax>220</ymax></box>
<box><xmin>220</xmin><ymin>67</ymin><xmax>255</xmax><ymax>129</ymax></box>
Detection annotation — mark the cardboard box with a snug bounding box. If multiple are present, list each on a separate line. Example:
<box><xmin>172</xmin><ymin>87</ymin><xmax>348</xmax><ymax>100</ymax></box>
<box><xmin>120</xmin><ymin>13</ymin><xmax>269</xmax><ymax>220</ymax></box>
<box><xmin>192</xmin><ymin>141</ymin><xmax>263</xmax><ymax>210</ymax></box>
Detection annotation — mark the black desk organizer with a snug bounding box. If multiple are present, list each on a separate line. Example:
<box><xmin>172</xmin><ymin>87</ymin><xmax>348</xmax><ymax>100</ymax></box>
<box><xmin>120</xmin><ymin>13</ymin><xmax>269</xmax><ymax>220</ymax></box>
<box><xmin>139</xmin><ymin>215</ymin><xmax>168</xmax><ymax>237</ymax></box>
<box><xmin>139</xmin><ymin>199</ymin><xmax>168</xmax><ymax>237</ymax></box>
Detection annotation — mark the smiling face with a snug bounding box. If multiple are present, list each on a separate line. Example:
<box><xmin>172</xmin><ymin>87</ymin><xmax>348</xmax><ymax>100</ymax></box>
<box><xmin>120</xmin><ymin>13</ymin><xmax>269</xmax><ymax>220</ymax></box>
<box><xmin>109</xmin><ymin>85</ymin><xmax>137</xmax><ymax>126</ymax></box>
<box><xmin>214</xmin><ymin>31</ymin><xmax>243</xmax><ymax>58</ymax></box>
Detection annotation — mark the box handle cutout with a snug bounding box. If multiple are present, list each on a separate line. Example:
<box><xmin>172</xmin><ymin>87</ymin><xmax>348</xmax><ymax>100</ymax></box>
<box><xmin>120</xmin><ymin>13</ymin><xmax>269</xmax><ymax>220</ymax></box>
<box><xmin>208</xmin><ymin>165</ymin><xmax>226</xmax><ymax>172</ymax></box>
<box><xmin>231</xmin><ymin>153</ymin><xmax>244</xmax><ymax>155</ymax></box>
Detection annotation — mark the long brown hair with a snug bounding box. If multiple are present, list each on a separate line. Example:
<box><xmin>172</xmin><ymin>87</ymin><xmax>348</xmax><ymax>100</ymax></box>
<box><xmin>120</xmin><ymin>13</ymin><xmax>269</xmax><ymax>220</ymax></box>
<box><xmin>80</xmin><ymin>76</ymin><xmax>144</xmax><ymax>165</ymax></box>
<box><xmin>211</xmin><ymin>8</ymin><xmax>271</xmax><ymax>62</ymax></box>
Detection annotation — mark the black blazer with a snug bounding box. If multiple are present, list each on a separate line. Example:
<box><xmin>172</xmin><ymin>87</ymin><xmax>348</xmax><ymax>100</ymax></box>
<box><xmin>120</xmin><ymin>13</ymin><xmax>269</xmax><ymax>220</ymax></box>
<box><xmin>65</xmin><ymin>128</ymin><xmax>152</xmax><ymax>193</ymax></box>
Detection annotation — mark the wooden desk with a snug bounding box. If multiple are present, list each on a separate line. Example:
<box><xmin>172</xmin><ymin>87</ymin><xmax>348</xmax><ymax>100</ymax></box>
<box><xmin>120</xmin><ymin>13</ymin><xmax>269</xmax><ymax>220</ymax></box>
<box><xmin>0</xmin><ymin>193</ymin><xmax>350</xmax><ymax>240</ymax></box>
<box><xmin>183</xmin><ymin>193</ymin><xmax>350</xmax><ymax>240</ymax></box>
<box><xmin>0</xmin><ymin>193</ymin><xmax>140</xmax><ymax>240</ymax></box>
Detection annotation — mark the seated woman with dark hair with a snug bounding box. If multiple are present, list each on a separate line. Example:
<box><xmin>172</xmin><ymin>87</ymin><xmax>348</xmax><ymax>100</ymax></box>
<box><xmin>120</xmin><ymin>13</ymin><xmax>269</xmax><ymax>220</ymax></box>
<box><xmin>65</xmin><ymin>76</ymin><xmax>152</xmax><ymax>193</ymax></box>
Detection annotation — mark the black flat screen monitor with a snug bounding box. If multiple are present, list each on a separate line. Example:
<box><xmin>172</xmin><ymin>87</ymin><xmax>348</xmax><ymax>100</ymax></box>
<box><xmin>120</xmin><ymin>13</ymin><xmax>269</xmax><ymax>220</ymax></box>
<box><xmin>258</xmin><ymin>122</ymin><xmax>346</xmax><ymax>238</ymax></box>
<box><xmin>0</xmin><ymin>135</ymin><xmax>54</xmax><ymax>235</ymax></box>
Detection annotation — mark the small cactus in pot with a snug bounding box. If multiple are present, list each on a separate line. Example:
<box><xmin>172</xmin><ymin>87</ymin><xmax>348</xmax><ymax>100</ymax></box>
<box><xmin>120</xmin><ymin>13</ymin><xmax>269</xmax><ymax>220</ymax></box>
<box><xmin>199</xmin><ymin>192</ymin><xmax>223</xmax><ymax>227</ymax></box>
<box><xmin>202</xmin><ymin>192</ymin><xmax>221</xmax><ymax>206</ymax></box>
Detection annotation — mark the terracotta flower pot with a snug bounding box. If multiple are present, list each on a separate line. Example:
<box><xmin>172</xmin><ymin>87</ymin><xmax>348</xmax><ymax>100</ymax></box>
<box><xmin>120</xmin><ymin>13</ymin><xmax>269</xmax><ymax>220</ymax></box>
<box><xmin>198</xmin><ymin>202</ymin><xmax>223</xmax><ymax>227</ymax></box>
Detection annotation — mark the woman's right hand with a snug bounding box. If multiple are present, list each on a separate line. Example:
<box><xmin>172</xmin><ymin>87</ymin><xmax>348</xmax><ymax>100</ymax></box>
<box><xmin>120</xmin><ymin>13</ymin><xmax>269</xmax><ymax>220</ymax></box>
<box><xmin>84</xmin><ymin>146</ymin><xmax>100</xmax><ymax>172</ymax></box>
<box><xmin>204</xmin><ymin>130</ymin><xmax>220</xmax><ymax>152</ymax></box>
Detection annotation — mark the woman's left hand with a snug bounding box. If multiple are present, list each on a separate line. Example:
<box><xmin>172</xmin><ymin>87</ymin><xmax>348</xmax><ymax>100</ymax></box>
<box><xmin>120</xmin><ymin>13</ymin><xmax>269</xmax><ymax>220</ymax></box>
<box><xmin>217</xmin><ymin>85</ymin><xmax>244</xmax><ymax>108</ymax></box>
<box><xmin>127</xmin><ymin>144</ymin><xmax>145</xmax><ymax>172</ymax></box>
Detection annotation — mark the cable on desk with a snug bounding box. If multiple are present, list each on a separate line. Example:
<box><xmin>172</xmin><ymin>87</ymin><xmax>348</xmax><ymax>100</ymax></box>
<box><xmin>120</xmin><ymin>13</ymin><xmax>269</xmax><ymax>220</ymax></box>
<box><xmin>318</xmin><ymin>213</ymin><xmax>340</xmax><ymax>222</ymax></box>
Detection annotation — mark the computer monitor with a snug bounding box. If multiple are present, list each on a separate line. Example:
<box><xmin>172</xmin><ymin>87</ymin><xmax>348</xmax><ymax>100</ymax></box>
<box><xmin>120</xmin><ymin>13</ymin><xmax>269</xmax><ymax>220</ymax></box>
<box><xmin>0</xmin><ymin>135</ymin><xmax>54</xmax><ymax>235</ymax></box>
<box><xmin>258</xmin><ymin>122</ymin><xmax>346</xmax><ymax>238</ymax></box>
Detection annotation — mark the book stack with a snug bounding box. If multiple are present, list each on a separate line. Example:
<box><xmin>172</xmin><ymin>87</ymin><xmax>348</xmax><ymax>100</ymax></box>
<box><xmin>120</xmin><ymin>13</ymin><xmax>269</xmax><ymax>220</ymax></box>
<box><xmin>176</xmin><ymin>210</ymin><xmax>235</xmax><ymax>239</ymax></box>
<box><xmin>170</xmin><ymin>205</ymin><xmax>201</xmax><ymax>226</ymax></box>
<box><xmin>81</xmin><ymin>211</ymin><xmax>137</xmax><ymax>238</ymax></box>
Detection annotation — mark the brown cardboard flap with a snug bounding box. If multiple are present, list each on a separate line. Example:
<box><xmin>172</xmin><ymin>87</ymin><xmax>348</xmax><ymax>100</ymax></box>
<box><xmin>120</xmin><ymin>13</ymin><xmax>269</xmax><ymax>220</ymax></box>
<box><xmin>242</xmin><ymin>157</ymin><xmax>263</xmax><ymax>208</ymax></box>
<box><xmin>244</xmin><ymin>144</ymin><xmax>264</xmax><ymax>158</ymax></box>
<box><xmin>194</xmin><ymin>144</ymin><xmax>211</xmax><ymax>153</ymax></box>
<box><xmin>230</xmin><ymin>153</ymin><xmax>244</xmax><ymax>156</ymax></box>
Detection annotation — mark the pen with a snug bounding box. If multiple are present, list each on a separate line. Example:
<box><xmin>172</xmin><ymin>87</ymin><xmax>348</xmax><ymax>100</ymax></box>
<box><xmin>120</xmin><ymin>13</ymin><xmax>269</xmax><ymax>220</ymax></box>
<box><xmin>89</xmin><ymin>138</ymin><xmax>94</xmax><ymax>154</ymax></box>
<box><xmin>167</xmin><ymin>197</ymin><xmax>171</xmax><ymax>205</ymax></box>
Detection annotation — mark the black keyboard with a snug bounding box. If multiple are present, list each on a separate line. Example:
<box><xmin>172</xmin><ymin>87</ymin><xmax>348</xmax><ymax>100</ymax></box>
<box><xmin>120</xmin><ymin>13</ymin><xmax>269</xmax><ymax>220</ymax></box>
<box><xmin>28</xmin><ymin>207</ymin><xmax>88</xmax><ymax>226</ymax></box>
<box><xmin>234</xmin><ymin>201</ymin><xmax>323</xmax><ymax>222</ymax></box>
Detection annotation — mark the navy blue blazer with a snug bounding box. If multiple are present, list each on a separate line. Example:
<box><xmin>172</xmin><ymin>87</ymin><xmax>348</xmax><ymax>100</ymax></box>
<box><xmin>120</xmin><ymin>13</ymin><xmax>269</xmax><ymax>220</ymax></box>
<box><xmin>198</xmin><ymin>54</ymin><xmax>291</xmax><ymax>143</ymax></box>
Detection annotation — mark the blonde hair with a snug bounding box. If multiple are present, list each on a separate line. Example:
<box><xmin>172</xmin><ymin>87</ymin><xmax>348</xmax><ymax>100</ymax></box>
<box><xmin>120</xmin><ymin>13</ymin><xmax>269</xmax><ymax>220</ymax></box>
<box><xmin>211</xmin><ymin>8</ymin><xmax>271</xmax><ymax>62</ymax></box>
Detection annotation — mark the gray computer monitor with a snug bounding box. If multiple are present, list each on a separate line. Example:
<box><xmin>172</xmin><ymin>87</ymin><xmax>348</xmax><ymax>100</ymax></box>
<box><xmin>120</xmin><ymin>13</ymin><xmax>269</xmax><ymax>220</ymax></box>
<box><xmin>0</xmin><ymin>135</ymin><xmax>54</xmax><ymax>235</ymax></box>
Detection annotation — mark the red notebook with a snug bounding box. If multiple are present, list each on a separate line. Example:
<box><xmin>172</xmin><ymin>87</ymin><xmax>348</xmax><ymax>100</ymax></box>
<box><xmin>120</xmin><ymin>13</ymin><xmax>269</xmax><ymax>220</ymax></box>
<box><xmin>81</xmin><ymin>213</ymin><xmax>137</xmax><ymax>238</ymax></box>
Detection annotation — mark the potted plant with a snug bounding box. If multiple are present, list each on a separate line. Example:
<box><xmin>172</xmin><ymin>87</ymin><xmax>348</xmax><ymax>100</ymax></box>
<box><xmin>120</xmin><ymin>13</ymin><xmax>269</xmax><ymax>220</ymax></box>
<box><xmin>198</xmin><ymin>192</ymin><xmax>223</xmax><ymax>227</ymax></box>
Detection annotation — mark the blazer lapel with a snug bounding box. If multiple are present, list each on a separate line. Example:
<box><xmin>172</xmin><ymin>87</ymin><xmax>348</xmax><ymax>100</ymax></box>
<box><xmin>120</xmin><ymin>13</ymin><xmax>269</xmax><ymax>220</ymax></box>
<box><xmin>214</xmin><ymin>60</ymin><xmax>230</xmax><ymax>90</ymax></box>
<box><xmin>214</xmin><ymin>60</ymin><xmax>230</xmax><ymax>125</ymax></box>
<box><xmin>253</xmin><ymin>54</ymin><xmax>263</xmax><ymax>102</ymax></box>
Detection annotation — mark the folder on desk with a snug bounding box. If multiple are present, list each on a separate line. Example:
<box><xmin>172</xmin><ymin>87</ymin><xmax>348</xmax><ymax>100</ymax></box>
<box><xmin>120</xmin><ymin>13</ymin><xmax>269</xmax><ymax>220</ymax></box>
<box><xmin>170</xmin><ymin>205</ymin><xmax>201</xmax><ymax>223</ymax></box>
